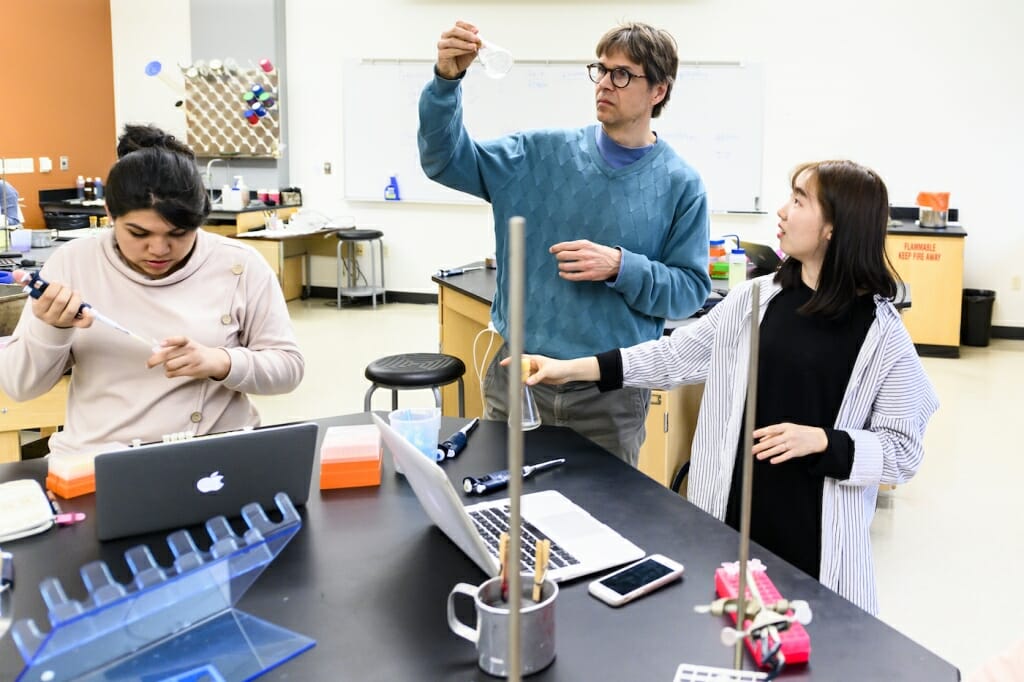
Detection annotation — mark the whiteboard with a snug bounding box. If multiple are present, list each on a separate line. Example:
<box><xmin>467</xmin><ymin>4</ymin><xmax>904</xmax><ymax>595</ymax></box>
<box><xmin>342</xmin><ymin>59</ymin><xmax>764</xmax><ymax>213</ymax></box>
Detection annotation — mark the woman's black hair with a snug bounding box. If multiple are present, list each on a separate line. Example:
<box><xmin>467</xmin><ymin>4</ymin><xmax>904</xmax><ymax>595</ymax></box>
<box><xmin>105</xmin><ymin>124</ymin><xmax>210</xmax><ymax>230</ymax></box>
<box><xmin>774</xmin><ymin>160</ymin><xmax>899</xmax><ymax>317</ymax></box>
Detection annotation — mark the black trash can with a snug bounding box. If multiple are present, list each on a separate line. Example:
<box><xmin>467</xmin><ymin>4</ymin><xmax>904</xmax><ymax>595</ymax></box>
<box><xmin>960</xmin><ymin>288</ymin><xmax>996</xmax><ymax>347</ymax></box>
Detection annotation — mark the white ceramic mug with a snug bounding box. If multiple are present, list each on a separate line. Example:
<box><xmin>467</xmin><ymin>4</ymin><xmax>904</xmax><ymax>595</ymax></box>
<box><xmin>447</xmin><ymin>574</ymin><xmax>557</xmax><ymax>677</ymax></box>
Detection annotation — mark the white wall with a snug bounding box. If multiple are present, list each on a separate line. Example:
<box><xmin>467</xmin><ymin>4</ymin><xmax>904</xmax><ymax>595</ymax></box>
<box><xmin>109</xmin><ymin>0</ymin><xmax>190</xmax><ymax>140</ymax></box>
<box><xmin>112</xmin><ymin>0</ymin><xmax>1024</xmax><ymax>327</ymax></box>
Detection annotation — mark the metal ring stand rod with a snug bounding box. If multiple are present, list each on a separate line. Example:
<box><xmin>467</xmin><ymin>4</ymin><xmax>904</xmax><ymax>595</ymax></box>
<box><xmin>734</xmin><ymin>282</ymin><xmax>761</xmax><ymax>670</ymax></box>
<box><xmin>505</xmin><ymin>216</ymin><xmax>527</xmax><ymax>681</ymax></box>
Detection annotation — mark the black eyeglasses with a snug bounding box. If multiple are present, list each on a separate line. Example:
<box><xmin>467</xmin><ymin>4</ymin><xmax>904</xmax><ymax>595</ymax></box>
<box><xmin>587</xmin><ymin>63</ymin><xmax>647</xmax><ymax>89</ymax></box>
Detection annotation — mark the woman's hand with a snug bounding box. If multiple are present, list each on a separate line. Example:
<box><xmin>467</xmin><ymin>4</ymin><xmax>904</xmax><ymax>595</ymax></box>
<box><xmin>499</xmin><ymin>354</ymin><xmax>599</xmax><ymax>385</ymax></box>
<box><xmin>147</xmin><ymin>336</ymin><xmax>231</xmax><ymax>380</ymax></box>
<box><xmin>436</xmin><ymin>20</ymin><xmax>482</xmax><ymax>79</ymax></box>
<box><xmin>15</xmin><ymin>270</ymin><xmax>92</xmax><ymax>330</ymax></box>
<box><xmin>752</xmin><ymin>422</ymin><xmax>828</xmax><ymax>464</ymax></box>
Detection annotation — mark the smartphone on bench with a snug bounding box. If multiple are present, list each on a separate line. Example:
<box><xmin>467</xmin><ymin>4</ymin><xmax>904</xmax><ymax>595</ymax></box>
<box><xmin>588</xmin><ymin>554</ymin><xmax>684</xmax><ymax>607</ymax></box>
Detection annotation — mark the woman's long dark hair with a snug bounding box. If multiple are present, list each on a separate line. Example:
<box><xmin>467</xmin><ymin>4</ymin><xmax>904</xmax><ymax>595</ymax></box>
<box><xmin>105</xmin><ymin>124</ymin><xmax>210</xmax><ymax>230</ymax></box>
<box><xmin>775</xmin><ymin>160</ymin><xmax>898</xmax><ymax>317</ymax></box>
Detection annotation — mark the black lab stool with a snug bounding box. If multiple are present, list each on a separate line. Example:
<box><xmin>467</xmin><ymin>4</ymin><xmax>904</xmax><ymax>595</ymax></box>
<box><xmin>363</xmin><ymin>353</ymin><xmax>466</xmax><ymax>416</ymax></box>
<box><xmin>335</xmin><ymin>228</ymin><xmax>385</xmax><ymax>309</ymax></box>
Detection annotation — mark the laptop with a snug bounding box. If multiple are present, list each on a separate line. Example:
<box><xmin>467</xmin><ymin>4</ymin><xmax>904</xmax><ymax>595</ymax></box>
<box><xmin>373</xmin><ymin>414</ymin><xmax>644</xmax><ymax>582</ymax></box>
<box><xmin>94</xmin><ymin>422</ymin><xmax>318</xmax><ymax>541</ymax></box>
<box><xmin>740</xmin><ymin>241</ymin><xmax>784</xmax><ymax>276</ymax></box>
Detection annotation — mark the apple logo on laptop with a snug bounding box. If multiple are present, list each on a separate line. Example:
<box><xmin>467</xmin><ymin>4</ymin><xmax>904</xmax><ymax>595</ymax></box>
<box><xmin>196</xmin><ymin>471</ymin><xmax>225</xmax><ymax>493</ymax></box>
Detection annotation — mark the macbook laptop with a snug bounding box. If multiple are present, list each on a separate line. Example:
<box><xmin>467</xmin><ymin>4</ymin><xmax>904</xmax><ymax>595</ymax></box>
<box><xmin>373</xmin><ymin>414</ymin><xmax>644</xmax><ymax>582</ymax></box>
<box><xmin>740</xmin><ymin>241</ymin><xmax>784</xmax><ymax>276</ymax></box>
<box><xmin>94</xmin><ymin>422</ymin><xmax>318</xmax><ymax>541</ymax></box>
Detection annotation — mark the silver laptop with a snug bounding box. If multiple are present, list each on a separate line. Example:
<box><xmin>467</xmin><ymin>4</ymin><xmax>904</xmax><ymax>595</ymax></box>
<box><xmin>373</xmin><ymin>414</ymin><xmax>643</xmax><ymax>582</ymax></box>
<box><xmin>94</xmin><ymin>422</ymin><xmax>318</xmax><ymax>541</ymax></box>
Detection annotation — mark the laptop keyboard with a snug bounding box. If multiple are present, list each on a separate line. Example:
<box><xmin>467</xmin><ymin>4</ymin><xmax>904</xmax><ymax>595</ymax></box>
<box><xmin>470</xmin><ymin>505</ymin><xmax>580</xmax><ymax>572</ymax></box>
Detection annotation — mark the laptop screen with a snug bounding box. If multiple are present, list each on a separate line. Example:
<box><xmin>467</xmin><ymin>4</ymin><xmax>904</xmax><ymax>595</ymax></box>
<box><xmin>94</xmin><ymin>422</ymin><xmax>318</xmax><ymax>541</ymax></box>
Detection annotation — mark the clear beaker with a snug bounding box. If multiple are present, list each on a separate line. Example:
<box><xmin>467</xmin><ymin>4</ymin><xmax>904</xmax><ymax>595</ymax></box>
<box><xmin>478</xmin><ymin>39</ymin><xmax>514</xmax><ymax>79</ymax></box>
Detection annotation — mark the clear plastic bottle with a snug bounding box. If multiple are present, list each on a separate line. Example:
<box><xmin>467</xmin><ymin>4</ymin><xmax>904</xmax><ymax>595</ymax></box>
<box><xmin>729</xmin><ymin>248</ymin><xmax>747</xmax><ymax>288</ymax></box>
<box><xmin>75</xmin><ymin>175</ymin><xmax>85</xmax><ymax>200</ymax></box>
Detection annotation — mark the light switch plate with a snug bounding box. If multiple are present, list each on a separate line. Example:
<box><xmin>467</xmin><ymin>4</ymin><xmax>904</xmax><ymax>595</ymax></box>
<box><xmin>39</xmin><ymin>157</ymin><xmax>53</xmax><ymax>173</ymax></box>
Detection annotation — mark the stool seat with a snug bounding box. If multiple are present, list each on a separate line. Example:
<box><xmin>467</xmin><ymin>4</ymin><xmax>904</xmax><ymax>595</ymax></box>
<box><xmin>363</xmin><ymin>353</ymin><xmax>466</xmax><ymax>416</ymax></box>
<box><xmin>336</xmin><ymin>229</ymin><xmax>384</xmax><ymax>241</ymax></box>
<box><xmin>365</xmin><ymin>353</ymin><xmax>466</xmax><ymax>387</ymax></box>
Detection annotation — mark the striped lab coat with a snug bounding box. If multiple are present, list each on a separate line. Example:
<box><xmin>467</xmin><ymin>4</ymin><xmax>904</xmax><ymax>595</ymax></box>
<box><xmin>620</xmin><ymin>276</ymin><xmax>939</xmax><ymax>614</ymax></box>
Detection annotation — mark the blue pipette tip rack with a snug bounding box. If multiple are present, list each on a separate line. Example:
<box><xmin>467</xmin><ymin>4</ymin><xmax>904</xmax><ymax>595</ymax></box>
<box><xmin>11</xmin><ymin>492</ymin><xmax>314</xmax><ymax>681</ymax></box>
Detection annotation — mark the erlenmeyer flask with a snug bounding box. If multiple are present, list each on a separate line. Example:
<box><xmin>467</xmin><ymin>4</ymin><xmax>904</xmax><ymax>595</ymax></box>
<box><xmin>518</xmin><ymin>357</ymin><xmax>542</xmax><ymax>431</ymax></box>
<box><xmin>478</xmin><ymin>39</ymin><xmax>514</xmax><ymax>79</ymax></box>
<box><xmin>521</xmin><ymin>384</ymin><xmax>542</xmax><ymax>431</ymax></box>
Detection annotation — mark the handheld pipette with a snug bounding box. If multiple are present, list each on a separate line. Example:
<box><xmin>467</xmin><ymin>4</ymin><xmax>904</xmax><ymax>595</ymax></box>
<box><xmin>437</xmin><ymin>418</ymin><xmax>480</xmax><ymax>459</ymax></box>
<box><xmin>18</xmin><ymin>272</ymin><xmax>157</xmax><ymax>349</ymax></box>
<box><xmin>435</xmin><ymin>266</ymin><xmax>486</xmax><ymax>278</ymax></box>
<box><xmin>462</xmin><ymin>458</ymin><xmax>566</xmax><ymax>496</ymax></box>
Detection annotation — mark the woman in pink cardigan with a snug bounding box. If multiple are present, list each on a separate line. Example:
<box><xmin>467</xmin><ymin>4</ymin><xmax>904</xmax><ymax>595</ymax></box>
<box><xmin>0</xmin><ymin>125</ymin><xmax>304</xmax><ymax>460</ymax></box>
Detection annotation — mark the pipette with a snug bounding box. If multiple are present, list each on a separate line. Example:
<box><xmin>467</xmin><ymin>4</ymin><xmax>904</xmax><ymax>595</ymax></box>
<box><xmin>462</xmin><ymin>458</ymin><xmax>566</xmax><ymax>496</ymax></box>
<box><xmin>435</xmin><ymin>266</ymin><xmax>486</xmax><ymax>278</ymax></box>
<box><xmin>17</xmin><ymin>272</ymin><xmax>157</xmax><ymax>349</ymax></box>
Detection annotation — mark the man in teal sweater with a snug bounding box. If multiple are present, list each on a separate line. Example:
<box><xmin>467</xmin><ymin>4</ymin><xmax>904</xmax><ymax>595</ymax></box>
<box><xmin>418</xmin><ymin>20</ymin><xmax>711</xmax><ymax>465</ymax></box>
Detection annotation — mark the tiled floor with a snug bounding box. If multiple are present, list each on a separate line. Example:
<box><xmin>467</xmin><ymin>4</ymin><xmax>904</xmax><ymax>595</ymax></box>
<box><xmin>253</xmin><ymin>297</ymin><xmax>1024</xmax><ymax>676</ymax></box>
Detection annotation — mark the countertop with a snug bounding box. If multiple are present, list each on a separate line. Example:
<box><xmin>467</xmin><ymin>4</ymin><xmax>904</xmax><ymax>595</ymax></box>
<box><xmin>886</xmin><ymin>222</ymin><xmax>967</xmax><ymax>237</ymax></box>
<box><xmin>433</xmin><ymin>262</ymin><xmax>910</xmax><ymax>331</ymax></box>
<box><xmin>39</xmin><ymin>199</ymin><xmax>301</xmax><ymax>221</ymax></box>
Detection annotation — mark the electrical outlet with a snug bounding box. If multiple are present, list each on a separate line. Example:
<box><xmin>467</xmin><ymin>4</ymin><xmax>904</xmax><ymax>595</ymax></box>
<box><xmin>59</xmin><ymin>156</ymin><xmax>69</xmax><ymax>171</ymax></box>
<box><xmin>323</xmin><ymin>161</ymin><xmax>332</xmax><ymax>175</ymax></box>
<box><xmin>1012</xmin><ymin>276</ymin><xmax>1022</xmax><ymax>291</ymax></box>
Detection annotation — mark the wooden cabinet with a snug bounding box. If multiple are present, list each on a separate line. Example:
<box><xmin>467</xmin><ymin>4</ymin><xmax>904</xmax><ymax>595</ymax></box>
<box><xmin>438</xmin><ymin>285</ymin><xmax>498</xmax><ymax>420</ymax></box>
<box><xmin>638</xmin><ymin>383</ymin><xmax>702</xmax><ymax>491</ymax></box>
<box><xmin>437</xmin><ymin>277</ymin><xmax>698</xmax><ymax>492</ymax></box>
<box><xmin>0</xmin><ymin>376</ymin><xmax>69</xmax><ymax>462</ymax></box>
<box><xmin>885</xmin><ymin>227</ymin><xmax>966</xmax><ymax>357</ymax></box>
<box><xmin>242</xmin><ymin>234</ymin><xmax>310</xmax><ymax>302</ymax></box>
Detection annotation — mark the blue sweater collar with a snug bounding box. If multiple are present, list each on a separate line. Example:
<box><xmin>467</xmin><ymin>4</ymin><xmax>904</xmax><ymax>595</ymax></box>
<box><xmin>585</xmin><ymin>125</ymin><xmax>665</xmax><ymax>176</ymax></box>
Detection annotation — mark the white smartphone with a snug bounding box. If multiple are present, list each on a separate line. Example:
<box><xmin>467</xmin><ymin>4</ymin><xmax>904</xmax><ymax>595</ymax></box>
<box><xmin>588</xmin><ymin>554</ymin><xmax>685</xmax><ymax>607</ymax></box>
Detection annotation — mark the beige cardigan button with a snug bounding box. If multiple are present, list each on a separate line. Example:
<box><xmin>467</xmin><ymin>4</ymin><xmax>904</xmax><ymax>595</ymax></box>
<box><xmin>190</xmin><ymin>412</ymin><xmax>202</xmax><ymax>423</ymax></box>
<box><xmin>221</xmin><ymin>314</ymin><xmax>232</xmax><ymax>325</ymax></box>
<box><xmin>232</xmin><ymin>264</ymin><xmax>244</xmax><ymax>275</ymax></box>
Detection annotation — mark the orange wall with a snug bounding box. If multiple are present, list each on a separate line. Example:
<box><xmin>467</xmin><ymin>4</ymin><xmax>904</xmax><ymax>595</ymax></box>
<box><xmin>0</xmin><ymin>0</ymin><xmax>117</xmax><ymax>228</ymax></box>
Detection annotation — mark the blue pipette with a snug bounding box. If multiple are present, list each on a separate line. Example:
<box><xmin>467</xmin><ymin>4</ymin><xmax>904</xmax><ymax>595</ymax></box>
<box><xmin>19</xmin><ymin>272</ymin><xmax>156</xmax><ymax>349</ymax></box>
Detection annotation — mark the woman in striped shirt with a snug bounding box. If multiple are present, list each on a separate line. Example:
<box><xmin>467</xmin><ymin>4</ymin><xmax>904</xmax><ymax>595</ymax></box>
<box><xmin>519</xmin><ymin>160</ymin><xmax>938</xmax><ymax>614</ymax></box>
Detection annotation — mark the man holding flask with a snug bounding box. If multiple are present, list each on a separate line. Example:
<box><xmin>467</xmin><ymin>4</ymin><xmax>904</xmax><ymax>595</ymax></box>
<box><xmin>418</xmin><ymin>20</ymin><xmax>711</xmax><ymax>465</ymax></box>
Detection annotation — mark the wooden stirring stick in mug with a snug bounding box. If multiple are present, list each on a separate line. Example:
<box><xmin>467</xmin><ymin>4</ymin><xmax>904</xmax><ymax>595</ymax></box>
<box><xmin>532</xmin><ymin>539</ymin><xmax>551</xmax><ymax>602</ymax></box>
<box><xmin>499</xmin><ymin>531</ymin><xmax>509</xmax><ymax>602</ymax></box>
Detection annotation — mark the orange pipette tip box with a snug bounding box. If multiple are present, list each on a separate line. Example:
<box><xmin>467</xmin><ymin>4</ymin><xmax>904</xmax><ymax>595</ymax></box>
<box><xmin>46</xmin><ymin>451</ymin><xmax>99</xmax><ymax>499</ymax></box>
<box><xmin>46</xmin><ymin>472</ymin><xmax>96</xmax><ymax>499</ymax></box>
<box><xmin>319</xmin><ymin>424</ymin><xmax>382</xmax><ymax>490</ymax></box>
